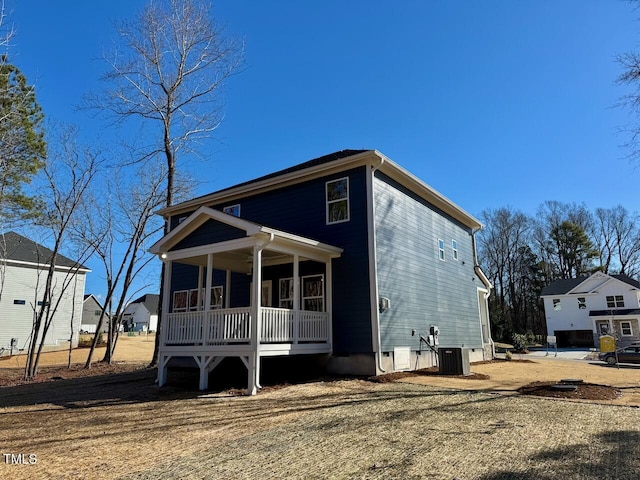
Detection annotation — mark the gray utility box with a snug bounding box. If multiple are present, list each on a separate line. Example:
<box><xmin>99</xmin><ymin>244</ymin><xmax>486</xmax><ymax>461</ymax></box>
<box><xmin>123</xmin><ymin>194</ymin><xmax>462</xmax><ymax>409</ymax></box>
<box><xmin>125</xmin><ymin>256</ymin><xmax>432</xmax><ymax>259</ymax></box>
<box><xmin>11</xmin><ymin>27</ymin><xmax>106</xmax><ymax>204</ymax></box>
<box><xmin>438</xmin><ymin>347</ymin><xmax>470</xmax><ymax>375</ymax></box>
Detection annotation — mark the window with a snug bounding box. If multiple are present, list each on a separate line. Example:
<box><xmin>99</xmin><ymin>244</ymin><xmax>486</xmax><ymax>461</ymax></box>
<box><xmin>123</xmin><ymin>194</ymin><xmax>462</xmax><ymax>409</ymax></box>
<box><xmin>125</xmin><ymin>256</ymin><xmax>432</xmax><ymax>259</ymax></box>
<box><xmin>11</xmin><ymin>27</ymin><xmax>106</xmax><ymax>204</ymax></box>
<box><xmin>620</xmin><ymin>321</ymin><xmax>633</xmax><ymax>336</ymax></box>
<box><xmin>210</xmin><ymin>286</ymin><xmax>224</xmax><ymax>309</ymax></box>
<box><xmin>189</xmin><ymin>289</ymin><xmax>203</xmax><ymax>311</ymax></box>
<box><xmin>452</xmin><ymin>240</ymin><xmax>458</xmax><ymax>260</ymax></box>
<box><xmin>94</xmin><ymin>309</ymin><xmax>101</xmax><ymax>316</ymax></box>
<box><xmin>606</xmin><ymin>295</ymin><xmax>625</xmax><ymax>308</ymax></box>
<box><xmin>279</xmin><ymin>278</ymin><xmax>294</xmax><ymax>309</ymax></box>
<box><xmin>223</xmin><ymin>204</ymin><xmax>241</xmax><ymax>217</ymax></box>
<box><xmin>326</xmin><ymin>178</ymin><xmax>349</xmax><ymax>224</ymax></box>
<box><xmin>438</xmin><ymin>239</ymin><xmax>445</xmax><ymax>261</ymax></box>
<box><xmin>553</xmin><ymin>299</ymin><xmax>561</xmax><ymax>311</ymax></box>
<box><xmin>13</xmin><ymin>299</ymin><xmax>25</xmax><ymax>305</ymax></box>
<box><xmin>172</xmin><ymin>290</ymin><xmax>188</xmax><ymax>312</ymax></box>
<box><xmin>577</xmin><ymin>297</ymin><xmax>586</xmax><ymax>310</ymax></box>
<box><xmin>302</xmin><ymin>275</ymin><xmax>324</xmax><ymax>311</ymax></box>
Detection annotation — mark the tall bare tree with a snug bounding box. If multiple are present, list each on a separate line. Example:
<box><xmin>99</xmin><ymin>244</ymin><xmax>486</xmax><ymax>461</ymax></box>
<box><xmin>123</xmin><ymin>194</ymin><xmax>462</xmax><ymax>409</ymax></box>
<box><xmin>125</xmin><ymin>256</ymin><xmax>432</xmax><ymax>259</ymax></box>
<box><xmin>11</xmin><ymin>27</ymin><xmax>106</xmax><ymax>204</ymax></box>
<box><xmin>85</xmin><ymin>0</ymin><xmax>243</xmax><ymax>365</ymax></box>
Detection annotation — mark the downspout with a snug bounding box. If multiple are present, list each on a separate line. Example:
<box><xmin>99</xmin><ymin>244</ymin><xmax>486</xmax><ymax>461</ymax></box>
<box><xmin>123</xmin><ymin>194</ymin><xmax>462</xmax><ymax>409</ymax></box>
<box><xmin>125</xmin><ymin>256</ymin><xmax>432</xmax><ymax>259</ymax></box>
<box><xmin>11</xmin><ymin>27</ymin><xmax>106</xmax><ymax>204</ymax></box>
<box><xmin>254</xmin><ymin>232</ymin><xmax>275</xmax><ymax>390</ymax></box>
<box><xmin>472</xmin><ymin>228</ymin><xmax>494</xmax><ymax>357</ymax></box>
<box><xmin>370</xmin><ymin>155</ymin><xmax>386</xmax><ymax>373</ymax></box>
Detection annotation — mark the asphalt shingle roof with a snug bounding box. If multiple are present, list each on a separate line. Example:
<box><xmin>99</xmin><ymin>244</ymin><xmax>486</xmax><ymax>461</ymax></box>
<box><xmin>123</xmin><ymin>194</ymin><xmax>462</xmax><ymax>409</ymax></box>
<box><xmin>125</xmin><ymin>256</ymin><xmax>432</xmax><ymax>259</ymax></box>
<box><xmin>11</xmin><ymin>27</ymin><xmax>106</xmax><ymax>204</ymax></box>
<box><xmin>130</xmin><ymin>294</ymin><xmax>159</xmax><ymax>315</ymax></box>
<box><xmin>541</xmin><ymin>274</ymin><xmax>640</xmax><ymax>296</ymax></box>
<box><xmin>2</xmin><ymin>231</ymin><xmax>88</xmax><ymax>269</ymax></box>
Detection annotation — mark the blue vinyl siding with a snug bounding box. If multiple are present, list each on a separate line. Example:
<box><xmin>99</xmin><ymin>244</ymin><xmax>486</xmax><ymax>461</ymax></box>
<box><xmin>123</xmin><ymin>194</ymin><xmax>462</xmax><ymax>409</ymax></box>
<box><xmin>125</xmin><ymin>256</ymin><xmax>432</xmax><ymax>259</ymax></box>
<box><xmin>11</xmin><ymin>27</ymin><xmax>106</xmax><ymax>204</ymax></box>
<box><xmin>167</xmin><ymin>166</ymin><xmax>373</xmax><ymax>353</ymax></box>
<box><xmin>374</xmin><ymin>172</ymin><xmax>483</xmax><ymax>351</ymax></box>
<box><xmin>171</xmin><ymin>219</ymin><xmax>246</xmax><ymax>251</ymax></box>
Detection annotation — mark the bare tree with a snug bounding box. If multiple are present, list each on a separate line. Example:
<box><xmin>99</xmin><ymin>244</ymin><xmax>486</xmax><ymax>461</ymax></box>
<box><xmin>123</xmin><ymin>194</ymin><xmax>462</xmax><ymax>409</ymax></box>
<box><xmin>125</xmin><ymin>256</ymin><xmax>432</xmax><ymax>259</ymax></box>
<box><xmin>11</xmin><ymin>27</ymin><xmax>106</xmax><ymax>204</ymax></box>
<box><xmin>76</xmin><ymin>163</ymin><xmax>166</xmax><ymax>368</ymax></box>
<box><xmin>85</xmin><ymin>0</ymin><xmax>243</xmax><ymax>365</ymax></box>
<box><xmin>593</xmin><ymin>205</ymin><xmax>640</xmax><ymax>277</ymax></box>
<box><xmin>24</xmin><ymin>125</ymin><xmax>100</xmax><ymax>379</ymax></box>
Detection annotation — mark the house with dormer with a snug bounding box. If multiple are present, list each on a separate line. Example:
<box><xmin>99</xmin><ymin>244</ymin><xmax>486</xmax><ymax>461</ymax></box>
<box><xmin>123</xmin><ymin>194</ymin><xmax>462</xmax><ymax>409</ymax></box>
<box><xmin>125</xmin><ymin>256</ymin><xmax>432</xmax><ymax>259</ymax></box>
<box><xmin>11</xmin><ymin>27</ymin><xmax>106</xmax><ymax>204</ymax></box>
<box><xmin>149</xmin><ymin>150</ymin><xmax>493</xmax><ymax>394</ymax></box>
<box><xmin>541</xmin><ymin>272</ymin><xmax>640</xmax><ymax>348</ymax></box>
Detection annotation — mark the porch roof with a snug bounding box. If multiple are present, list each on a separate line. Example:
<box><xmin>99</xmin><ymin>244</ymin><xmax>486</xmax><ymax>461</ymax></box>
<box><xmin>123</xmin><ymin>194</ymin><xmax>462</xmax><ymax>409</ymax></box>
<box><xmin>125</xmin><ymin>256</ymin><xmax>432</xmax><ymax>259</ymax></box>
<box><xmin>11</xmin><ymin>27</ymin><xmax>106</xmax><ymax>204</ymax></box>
<box><xmin>590</xmin><ymin>309</ymin><xmax>640</xmax><ymax>318</ymax></box>
<box><xmin>149</xmin><ymin>206</ymin><xmax>343</xmax><ymax>272</ymax></box>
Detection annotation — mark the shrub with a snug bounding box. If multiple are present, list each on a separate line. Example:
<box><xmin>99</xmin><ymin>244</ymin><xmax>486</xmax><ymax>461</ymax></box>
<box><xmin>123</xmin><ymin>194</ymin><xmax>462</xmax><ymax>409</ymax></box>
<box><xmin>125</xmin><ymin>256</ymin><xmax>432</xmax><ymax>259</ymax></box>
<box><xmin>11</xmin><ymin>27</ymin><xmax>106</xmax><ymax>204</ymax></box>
<box><xmin>504</xmin><ymin>350</ymin><xmax>513</xmax><ymax>361</ymax></box>
<box><xmin>511</xmin><ymin>333</ymin><xmax>529</xmax><ymax>354</ymax></box>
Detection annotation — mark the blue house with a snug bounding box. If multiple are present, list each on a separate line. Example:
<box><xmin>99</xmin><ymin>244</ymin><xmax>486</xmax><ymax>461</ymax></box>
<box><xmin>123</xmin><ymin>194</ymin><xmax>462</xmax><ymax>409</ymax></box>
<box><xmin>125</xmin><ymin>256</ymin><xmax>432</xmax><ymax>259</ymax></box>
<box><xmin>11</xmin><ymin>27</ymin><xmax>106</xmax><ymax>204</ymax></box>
<box><xmin>150</xmin><ymin>150</ymin><xmax>493</xmax><ymax>394</ymax></box>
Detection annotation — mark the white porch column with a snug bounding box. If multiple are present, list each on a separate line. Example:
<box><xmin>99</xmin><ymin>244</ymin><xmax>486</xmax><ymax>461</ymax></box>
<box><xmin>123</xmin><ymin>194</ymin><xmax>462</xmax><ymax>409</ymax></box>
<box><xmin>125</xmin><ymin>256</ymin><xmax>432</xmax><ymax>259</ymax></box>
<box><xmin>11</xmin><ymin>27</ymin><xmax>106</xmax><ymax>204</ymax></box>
<box><xmin>225</xmin><ymin>269</ymin><xmax>231</xmax><ymax>308</ymax></box>
<box><xmin>158</xmin><ymin>260</ymin><xmax>172</xmax><ymax>385</ymax></box>
<box><xmin>293</xmin><ymin>254</ymin><xmax>300</xmax><ymax>344</ymax></box>
<box><xmin>197</xmin><ymin>266</ymin><xmax>204</xmax><ymax>309</ymax></box>
<box><xmin>326</xmin><ymin>259</ymin><xmax>333</xmax><ymax>347</ymax></box>
<box><xmin>205</xmin><ymin>254</ymin><xmax>213</xmax><ymax>310</ymax></box>
<box><xmin>249</xmin><ymin>245</ymin><xmax>263</xmax><ymax>395</ymax></box>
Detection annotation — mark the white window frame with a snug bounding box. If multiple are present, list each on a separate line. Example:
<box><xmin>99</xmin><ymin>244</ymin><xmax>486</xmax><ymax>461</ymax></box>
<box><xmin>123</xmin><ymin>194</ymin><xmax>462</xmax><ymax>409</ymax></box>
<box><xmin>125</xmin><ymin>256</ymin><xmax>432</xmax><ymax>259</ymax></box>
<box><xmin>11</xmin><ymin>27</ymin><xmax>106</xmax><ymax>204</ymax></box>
<box><xmin>606</xmin><ymin>295</ymin><xmax>625</xmax><ymax>308</ymax></box>
<box><xmin>302</xmin><ymin>274</ymin><xmax>324</xmax><ymax>311</ymax></box>
<box><xmin>553</xmin><ymin>299</ymin><xmax>561</xmax><ymax>311</ymax></box>
<box><xmin>452</xmin><ymin>240</ymin><xmax>458</xmax><ymax>261</ymax></box>
<box><xmin>223</xmin><ymin>204</ymin><xmax>241</xmax><ymax>217</ymax></box>
<box><xmin>172</xmin><ymin>290</ymin><xmax>188</xmax><ymax>312</ymax></box>
<box><xmin>209</xmin><ymin>286</ymin><xmax>224</xmax><ymax>309</ymax></box>
<box><xmin>620</xmin><ymin>321</ymin><xmax>633</xmax><ymax>337</ymax></box>
<box><xmin>438</xmin><ymin>239</ymin><xmax>445</xmax><ymax>261</ymax></box>
<box><xmin>279</xmin><ymin>277</ymin><xmax>294</xmax><ymax>309</ymax></box>
<box><xmin>326</xmin><ymin>177</ymin><xmax>350</xmax><ymax>224</ymax></box>
<box><xmin>577</xmin><ymin>297</ymin><xmax>586</xmax><ymax>310</ymax></box>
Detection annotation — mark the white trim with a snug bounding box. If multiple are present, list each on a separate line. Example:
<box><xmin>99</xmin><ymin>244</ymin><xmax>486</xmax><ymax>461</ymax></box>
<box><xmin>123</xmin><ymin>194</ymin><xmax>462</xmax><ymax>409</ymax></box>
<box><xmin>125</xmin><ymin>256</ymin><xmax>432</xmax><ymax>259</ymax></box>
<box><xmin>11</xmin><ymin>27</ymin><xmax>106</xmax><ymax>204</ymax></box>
<box><xmin>438</xmin><ymin>239</ymin><xmax>445</xmax><ymax>262</ymax></box>
<box><xmin>326</xmin><ymin>176</ymin><xmax>350</xmax><ymax>225</ymax></box>
<box><xmin>3</xmin><ymin>258</ymin><xmax>91</xmax><ymax>273</ymax></box>
<box><xmin>452</xmin><ymin>239</ymin><xmax>458</xmax><ymax>261</ymax></box>
<box><xmin>620</xmin><ymin>320</ymin><xmax>634</xmax><ymax>336</ymax></box>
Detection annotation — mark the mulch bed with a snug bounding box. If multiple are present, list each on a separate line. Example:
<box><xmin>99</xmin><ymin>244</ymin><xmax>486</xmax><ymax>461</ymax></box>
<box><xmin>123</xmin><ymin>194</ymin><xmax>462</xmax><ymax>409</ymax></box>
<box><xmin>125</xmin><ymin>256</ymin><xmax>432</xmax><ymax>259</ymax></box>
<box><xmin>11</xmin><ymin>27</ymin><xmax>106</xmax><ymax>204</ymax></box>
<box><xmin>518</xmin><ymin>381</ymin><xmax>622</xmax><ymax>401</ymax></box>
<box><xmin>369</xmin><ymin>366</ymin><xmax>490</xmax><ymax>383</ymax></box>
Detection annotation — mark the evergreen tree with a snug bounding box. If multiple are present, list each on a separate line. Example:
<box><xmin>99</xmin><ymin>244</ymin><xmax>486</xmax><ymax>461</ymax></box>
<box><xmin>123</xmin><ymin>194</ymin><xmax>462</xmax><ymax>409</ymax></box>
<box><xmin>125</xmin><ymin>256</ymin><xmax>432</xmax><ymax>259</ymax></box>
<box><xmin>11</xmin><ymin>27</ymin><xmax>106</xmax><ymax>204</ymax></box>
<box><xmin>0</xmin><ymin>59</ymin><xmax>46</xmax><ymax>222</ymax></box>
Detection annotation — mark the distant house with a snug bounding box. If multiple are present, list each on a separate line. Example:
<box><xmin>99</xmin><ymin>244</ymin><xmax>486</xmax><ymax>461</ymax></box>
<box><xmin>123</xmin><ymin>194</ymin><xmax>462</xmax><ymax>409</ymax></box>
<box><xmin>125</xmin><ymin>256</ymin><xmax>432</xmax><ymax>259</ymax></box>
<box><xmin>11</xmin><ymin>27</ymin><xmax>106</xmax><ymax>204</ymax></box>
<box><xmin>122</xmin><ymin>294</ymin><xmax>159</xmax><ymax>333</ymax></box>
<box><xmin>81</xmin><ymin>294</ymin><xmax>109</xmax><ymax>334</ymax></box>
<box><xmin>541</xmin><ymin>272</ymin><xmax>640</xmax><ymax>348</ymax></box>
<box><xmin>150</xmin><ymin>149</ymin><xmax>493</xmax><ymax>394</ymax></box>
<box><xmin>0</xmin><ymin>232</ymin><xmax>90</xmax><ymax>354</ymax></box>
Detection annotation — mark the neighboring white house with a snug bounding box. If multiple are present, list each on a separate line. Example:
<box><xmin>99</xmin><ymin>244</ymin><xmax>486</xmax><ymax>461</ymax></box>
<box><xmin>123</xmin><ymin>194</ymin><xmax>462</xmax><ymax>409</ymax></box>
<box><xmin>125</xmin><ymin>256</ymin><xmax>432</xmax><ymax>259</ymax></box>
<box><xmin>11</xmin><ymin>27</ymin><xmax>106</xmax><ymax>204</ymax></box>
<box><xmin>541</xmin><ymin>272</ymin><xmax>640</xmax><ymax>348</ymax></box>
<box><xmin>0</xmin><ymin>232</ymin><xmax>90</xmax><ymax>355</ymax></box>
<box><xmin>122</xmin><ymin>294</ymin><xmax>158</xmax><ymax>332</ymax></box>
<box><xmin>81</xmin><ymin>294</ymin><xmax>109</xmax><ymax>334</ymax></box>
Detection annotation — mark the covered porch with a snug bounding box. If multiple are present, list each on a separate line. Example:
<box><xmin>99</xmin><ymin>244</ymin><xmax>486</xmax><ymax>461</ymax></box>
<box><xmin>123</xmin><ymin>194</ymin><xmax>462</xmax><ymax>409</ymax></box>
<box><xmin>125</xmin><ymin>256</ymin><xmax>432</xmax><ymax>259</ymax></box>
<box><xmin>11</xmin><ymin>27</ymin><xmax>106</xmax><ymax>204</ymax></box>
<box><xmin>150</xmin><ymin>207</ymin><xmax>343</xmax><ymax>394</ymax></box>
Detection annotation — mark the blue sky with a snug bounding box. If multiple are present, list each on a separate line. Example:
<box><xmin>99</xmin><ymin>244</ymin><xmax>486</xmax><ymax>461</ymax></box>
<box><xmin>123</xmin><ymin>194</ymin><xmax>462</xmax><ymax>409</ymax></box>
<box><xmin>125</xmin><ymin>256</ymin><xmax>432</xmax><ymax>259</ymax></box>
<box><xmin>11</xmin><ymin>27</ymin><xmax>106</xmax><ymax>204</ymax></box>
<box><xmin>9</xmin><ymin>1</ymin><xmax>640</xmax><ymax>298</ymax></box>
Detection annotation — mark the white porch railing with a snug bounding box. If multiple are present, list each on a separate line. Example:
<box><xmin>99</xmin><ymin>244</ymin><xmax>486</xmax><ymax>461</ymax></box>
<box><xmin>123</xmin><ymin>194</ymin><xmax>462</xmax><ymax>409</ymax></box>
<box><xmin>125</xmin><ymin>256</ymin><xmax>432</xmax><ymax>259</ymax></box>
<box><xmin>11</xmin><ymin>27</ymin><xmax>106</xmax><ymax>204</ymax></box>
<box><xmin>163</xmin><ymin>307</ymin><xmax>329</xmax><ymax>346</ymax></box>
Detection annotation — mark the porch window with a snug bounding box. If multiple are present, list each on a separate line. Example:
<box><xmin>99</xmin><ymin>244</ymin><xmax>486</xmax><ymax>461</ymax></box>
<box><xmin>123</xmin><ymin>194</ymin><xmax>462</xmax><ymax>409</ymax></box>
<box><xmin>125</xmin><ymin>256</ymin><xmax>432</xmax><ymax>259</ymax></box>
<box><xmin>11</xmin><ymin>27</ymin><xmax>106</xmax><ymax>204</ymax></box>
<box><xmin>606</xmin><ymin>295</ymin><xmax>625</xmax><ymax>308</ymax></box>
<box><xmin>553</xmin><ymin>299</ymin><xmax>561</xmax><ymax>311</ymax></box>
<box><xmin>452</xmin><ymin>240</ymin><xmax>458</xmax><ymax>260</ymax></box>
<box><xmin>438</xmin><ymin>239</ymin><xmax>445</xmax><ymax>261</ymax></box>
<box><xmin>279</xmin><ymin>278</ymin><xmax>294</xmax><ymax>309</ymax></box>
<box><xmin>172</xmin><ymin>290</ymin><xmax>188</xmax><ymax>312</ymax></box>
<box><xmin>621</xmin><ymin>321</ymin><xmax>633</xmax><ymax>336</ymax></box>
<box><xmin>302</xmin><ymin>274</ymin><xmax>324</xmax><ymax>311</ymax></box>
<box><xmin>577</xmin><ymin>297</ymin><xmax>586</xmax><ymax>310</ymax></box>
<box><xmin>210</xmin><ymin>286</ymin><xmax>224</xmax><ymax>309</ymax></box>
<box><xmin>189</xmin><ymin>289</ymin><xmax>203</xmax><ymax>311</ymax></box>
<box><xmin>326</xmin><ymin>177</ymin><xmax>349</xmax><ymax>224</ymax></box>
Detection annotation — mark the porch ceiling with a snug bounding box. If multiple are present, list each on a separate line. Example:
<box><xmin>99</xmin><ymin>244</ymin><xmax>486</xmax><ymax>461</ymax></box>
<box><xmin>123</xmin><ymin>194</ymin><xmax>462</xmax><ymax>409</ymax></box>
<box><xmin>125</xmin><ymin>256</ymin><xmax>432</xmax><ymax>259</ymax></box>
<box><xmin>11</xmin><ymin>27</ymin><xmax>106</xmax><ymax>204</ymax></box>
<box><xmin>176</xmin><ymin>247</ymin><xmax>296</xmax><ymax>273</ymax></box>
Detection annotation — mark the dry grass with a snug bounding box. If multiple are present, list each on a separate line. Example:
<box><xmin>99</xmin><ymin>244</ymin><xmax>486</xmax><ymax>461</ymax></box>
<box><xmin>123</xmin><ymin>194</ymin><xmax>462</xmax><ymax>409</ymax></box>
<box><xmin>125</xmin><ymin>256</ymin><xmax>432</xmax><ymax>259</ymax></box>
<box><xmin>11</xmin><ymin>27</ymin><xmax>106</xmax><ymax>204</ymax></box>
<box><xmin>1</xmin><ymin>350</ymin><xmax>640</xmax><ymax>479</ymax></box>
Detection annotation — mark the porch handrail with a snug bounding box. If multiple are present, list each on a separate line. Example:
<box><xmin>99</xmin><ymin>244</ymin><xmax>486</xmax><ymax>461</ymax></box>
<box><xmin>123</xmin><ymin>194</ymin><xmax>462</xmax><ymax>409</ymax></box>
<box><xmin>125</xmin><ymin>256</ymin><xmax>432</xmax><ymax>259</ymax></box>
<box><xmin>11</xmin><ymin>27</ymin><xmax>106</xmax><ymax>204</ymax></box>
<box><xmin>163</xmin><ymin>307</ymin><xmax>329</xmax><ymax>346</ymax></box>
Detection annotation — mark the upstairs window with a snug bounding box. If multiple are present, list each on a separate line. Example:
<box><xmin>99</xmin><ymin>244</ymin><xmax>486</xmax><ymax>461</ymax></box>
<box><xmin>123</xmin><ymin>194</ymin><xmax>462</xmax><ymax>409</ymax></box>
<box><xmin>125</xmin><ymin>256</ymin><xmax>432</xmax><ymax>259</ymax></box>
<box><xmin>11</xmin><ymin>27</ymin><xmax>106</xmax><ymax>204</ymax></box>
<box><xmin>326</xmin><ymin>178</ymin><xmax>349</xmax><ymax>224</ymax></box>
<box><xmin>438</xmin><ymin>239</ymin><xmax>445</xmax><ymax>261</ymax></box>
<box><xmin>577</xmin><ymin>297</ymin><xmax>586</xmax><ymax>310</ymax></box>
<box><xmin>553</xmin><ymin>299</ymin><xmax>561</xmax><ymax>311</ymax></box>
<box><xmin>452</xmin><ymin>240</ymin><xmax>458</xmax><ymax>260</ymax></box>
<box><xmin>606</xmin><ymin>295</ymin><xmax>625</xmax><ymax>308</ymax></box>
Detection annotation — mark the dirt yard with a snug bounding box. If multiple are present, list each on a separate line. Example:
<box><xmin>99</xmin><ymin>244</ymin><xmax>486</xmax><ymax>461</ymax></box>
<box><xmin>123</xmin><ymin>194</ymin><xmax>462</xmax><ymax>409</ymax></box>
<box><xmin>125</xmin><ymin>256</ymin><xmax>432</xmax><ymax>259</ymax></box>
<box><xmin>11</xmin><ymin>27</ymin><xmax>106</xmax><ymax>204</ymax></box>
<box><xmin>1</xmin><ymin>348</ymin><xmax>640</xmax><ymax>479</ymax></box>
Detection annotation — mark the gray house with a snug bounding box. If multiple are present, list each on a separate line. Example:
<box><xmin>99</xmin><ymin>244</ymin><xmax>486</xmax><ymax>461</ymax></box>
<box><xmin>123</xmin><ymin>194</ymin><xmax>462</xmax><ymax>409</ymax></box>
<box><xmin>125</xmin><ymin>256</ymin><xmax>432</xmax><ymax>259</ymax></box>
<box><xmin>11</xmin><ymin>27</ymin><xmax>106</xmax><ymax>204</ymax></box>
<box><xmin>150</xmin><ymin>150</ymin><xmax>493</xmax><ymax>393</ymax></box>
<box><xmin>81</xmin><ymin>294</ymin><xmax>109</xmax><ymax>334</ymax></box>
<box><xmin>0</xmin><ymin>232</ymin><xmax>90</xmax><ymax>354</ymax></box>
